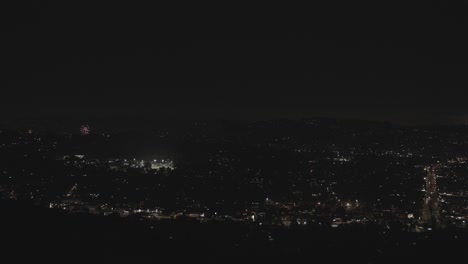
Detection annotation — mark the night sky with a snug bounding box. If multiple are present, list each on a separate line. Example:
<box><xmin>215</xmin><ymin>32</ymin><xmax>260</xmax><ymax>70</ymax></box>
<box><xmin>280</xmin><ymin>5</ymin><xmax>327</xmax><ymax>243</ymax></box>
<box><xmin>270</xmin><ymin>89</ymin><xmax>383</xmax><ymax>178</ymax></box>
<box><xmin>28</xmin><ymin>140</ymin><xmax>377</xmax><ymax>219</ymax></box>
<box><xmin>3</xmin><ymin>2</ymin><xmax>468</xmax><ymax>127</ymax></box>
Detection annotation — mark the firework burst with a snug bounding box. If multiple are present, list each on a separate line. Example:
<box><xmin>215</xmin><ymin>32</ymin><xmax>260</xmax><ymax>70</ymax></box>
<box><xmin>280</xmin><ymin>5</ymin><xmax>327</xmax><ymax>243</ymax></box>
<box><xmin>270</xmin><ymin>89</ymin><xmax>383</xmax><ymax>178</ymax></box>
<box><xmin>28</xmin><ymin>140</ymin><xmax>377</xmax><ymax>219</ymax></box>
<box><xmin>80</xmin><ymin>125</ymin><xmax>91</xmax><ymax>135</ymax></box>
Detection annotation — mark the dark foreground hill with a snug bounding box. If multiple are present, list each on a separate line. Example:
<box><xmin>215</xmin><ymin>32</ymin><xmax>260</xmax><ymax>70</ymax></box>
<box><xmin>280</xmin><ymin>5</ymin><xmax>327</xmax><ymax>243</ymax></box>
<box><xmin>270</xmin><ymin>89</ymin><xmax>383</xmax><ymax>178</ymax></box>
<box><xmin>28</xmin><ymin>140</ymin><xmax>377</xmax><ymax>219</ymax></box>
<box><xmin>2</xmin><ymin>200</ymin><xmax>468</xmax><ymax>263</ymax></box>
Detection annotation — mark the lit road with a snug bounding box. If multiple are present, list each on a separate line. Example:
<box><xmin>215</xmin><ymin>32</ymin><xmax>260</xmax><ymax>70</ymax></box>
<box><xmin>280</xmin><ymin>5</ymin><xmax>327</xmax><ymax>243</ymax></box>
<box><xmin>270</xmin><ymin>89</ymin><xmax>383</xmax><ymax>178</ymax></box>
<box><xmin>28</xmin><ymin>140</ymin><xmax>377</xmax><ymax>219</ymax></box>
<box><xmin>66</xmin><ymin>183</ymin><xmax>78</xmax><ymax>197</ymax></box>
<box><xmin>421</xmin><ymin>166</ymin><xmax>440</xmax><ymax>228</ymax></box>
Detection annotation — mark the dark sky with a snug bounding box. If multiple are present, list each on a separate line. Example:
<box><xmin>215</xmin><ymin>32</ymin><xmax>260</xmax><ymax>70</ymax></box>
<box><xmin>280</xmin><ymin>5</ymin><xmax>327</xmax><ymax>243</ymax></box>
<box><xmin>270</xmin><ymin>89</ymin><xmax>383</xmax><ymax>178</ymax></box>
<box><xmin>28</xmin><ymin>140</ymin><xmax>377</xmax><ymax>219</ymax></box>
<box><xmin>3</xmin><ymin>2</ymin><xmax>468</xmax><ymax>127</ymax></box>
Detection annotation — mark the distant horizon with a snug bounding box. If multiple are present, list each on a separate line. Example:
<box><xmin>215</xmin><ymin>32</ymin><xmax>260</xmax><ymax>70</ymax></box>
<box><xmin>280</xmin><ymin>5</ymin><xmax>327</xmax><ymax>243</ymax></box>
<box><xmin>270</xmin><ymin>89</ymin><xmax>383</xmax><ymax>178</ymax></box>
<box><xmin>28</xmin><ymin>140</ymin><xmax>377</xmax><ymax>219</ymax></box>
<box><xmin>1</xmin><ymin>114</ymin><xmax>468</xmax><ymax>133</ymax></box>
